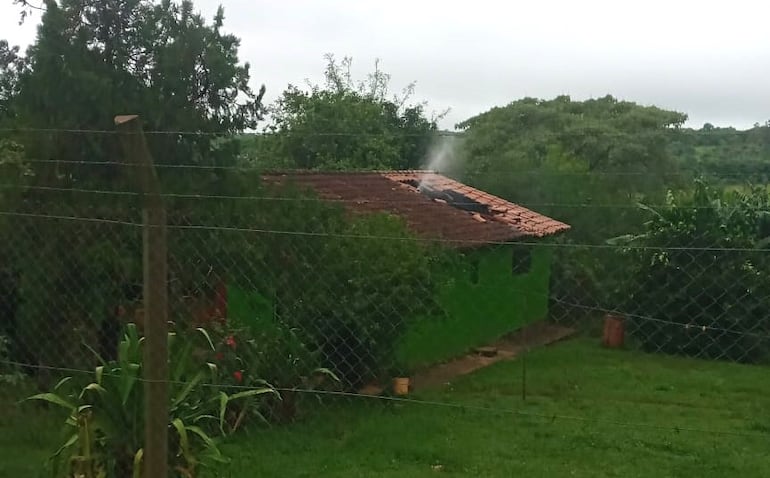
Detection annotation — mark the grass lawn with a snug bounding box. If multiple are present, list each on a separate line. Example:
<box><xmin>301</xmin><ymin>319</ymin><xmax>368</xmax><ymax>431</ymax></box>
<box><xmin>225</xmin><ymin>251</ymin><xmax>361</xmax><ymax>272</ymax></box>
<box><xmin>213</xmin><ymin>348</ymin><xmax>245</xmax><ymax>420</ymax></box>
<box><xmin>5</xmin><ymin>338</ymin><xmax>770</xmax><ymax>477</ymax></box>
<box><xmin>0</xmin><ymin>383</ymin><xmax>60</xmax><ymax>478</ymax></box>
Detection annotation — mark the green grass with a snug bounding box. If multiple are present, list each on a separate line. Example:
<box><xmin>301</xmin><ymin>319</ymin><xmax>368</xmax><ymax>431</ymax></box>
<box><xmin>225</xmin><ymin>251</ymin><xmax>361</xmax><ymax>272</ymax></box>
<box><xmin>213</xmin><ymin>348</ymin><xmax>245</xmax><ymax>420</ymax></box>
<box><xmin>223</xmin><ymin>339</ymin><xmax>770</xmax><ymax>477</ymax></box>
<box><xmin>5</xmin><ymin>338</ymin><xmax>770</xmax><ymax>477</ymax></box>
<box><xmin>0</xmin><ymin>384</ymin><xmax>60</xmax><ymax>478</ymax></box>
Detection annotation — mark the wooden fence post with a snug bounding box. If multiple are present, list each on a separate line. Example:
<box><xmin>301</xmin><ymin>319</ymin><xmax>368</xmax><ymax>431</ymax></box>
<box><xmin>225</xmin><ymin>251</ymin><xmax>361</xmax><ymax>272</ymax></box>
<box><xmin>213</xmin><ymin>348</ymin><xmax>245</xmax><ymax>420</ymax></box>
<box><xmin>115</xmin><ymin>115</ymin><xmax>168</xmax><ymax>478</ymax></box>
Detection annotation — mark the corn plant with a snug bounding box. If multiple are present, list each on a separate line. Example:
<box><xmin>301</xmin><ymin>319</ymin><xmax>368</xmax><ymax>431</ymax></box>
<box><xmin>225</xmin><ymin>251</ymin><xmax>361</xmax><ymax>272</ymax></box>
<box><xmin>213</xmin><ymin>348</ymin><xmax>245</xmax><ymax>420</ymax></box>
<box><xmin>27</xmin><ymin>323</ymin><xmax>276</xmax><ymax>478</ymax></box>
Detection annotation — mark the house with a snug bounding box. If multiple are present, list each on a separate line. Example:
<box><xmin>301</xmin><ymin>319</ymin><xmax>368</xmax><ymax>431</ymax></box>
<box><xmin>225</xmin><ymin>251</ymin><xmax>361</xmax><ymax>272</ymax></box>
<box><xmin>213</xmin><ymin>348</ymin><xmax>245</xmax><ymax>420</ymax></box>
<box><xmin>235</xmin><ymin>170</ymin><xmax>570</xmax><ymax>369</ymax></box>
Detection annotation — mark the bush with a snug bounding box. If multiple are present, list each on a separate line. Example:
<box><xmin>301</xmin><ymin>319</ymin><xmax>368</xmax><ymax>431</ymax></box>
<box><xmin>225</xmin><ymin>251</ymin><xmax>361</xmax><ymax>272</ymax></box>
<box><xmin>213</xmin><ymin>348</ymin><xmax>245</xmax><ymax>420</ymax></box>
<box><xmin>28</xmin><ymin>323</ymin><xmax>276</xmax><ymax>478</ymax></box>
<box><xmin>613</xmin><ymin>180</ymin><xmax>770</xmax><ymax>362</ymax></box>
<box><xmin>7</xmin><ymin>174</ymin><xmax>440</xmax><ymax>395</ymax></box>
<box><xmin>203</xmin><ymin>319</ymin><xmax>339</xmax><ymax>423</ymax></box>
<box><xmin>174</xmin><ymin>183</ymin><xmax>443</xmax><ymax>391</ymax></box>
<box><xmin>266</xmin><ymin>213</ymin><xmax>440</xmax><ymax>389</ymax></box>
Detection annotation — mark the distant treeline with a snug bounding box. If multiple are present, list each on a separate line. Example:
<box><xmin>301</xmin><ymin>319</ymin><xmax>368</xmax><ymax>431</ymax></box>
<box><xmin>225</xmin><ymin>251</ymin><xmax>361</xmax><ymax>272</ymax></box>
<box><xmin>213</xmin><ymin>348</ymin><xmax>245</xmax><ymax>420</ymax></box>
<box><xmin>671</xmin><ymin>124</ymin><xmax>770</xmax><ymax>181</ymax></box>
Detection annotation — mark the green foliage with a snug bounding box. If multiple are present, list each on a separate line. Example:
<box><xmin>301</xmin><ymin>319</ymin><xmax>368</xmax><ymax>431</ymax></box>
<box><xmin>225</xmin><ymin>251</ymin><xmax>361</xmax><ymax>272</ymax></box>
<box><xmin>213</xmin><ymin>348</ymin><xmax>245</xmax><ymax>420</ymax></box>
<box><xmin>160</xmin><ymin>180</ymin><xmax>442</xmax><ymax>391</ymax></box>
<box><xmin>27</xmin><ymin>323</ymin><xmax>276</xmax><ymax>478</ymax></box>
<box><xmin>9</xmin><ymin>212</ymin><xmax>141</xmax><ymax>371</ymax></box>
<box><xmin>612</xmin><ymin>180</ymin><xmax>770</xmax><ymax>362</ymax></box>
<box><xmin>253</xmin><ymin>54</ymin><xmax>439</xmax><ymax>170</ymax></box>
<box><xmin>0</xmin><ymin>40</ymin><xmax>26</xmax><ymax>119</ymax></box>
<box><xmin>671</xmin><ymin>124</ymin><xmax>770</xmax><ymax>183</ymax></box>
<box><xmin>267</xmin><ymin>211</ymin><xmax>441</xmax><ymax>389</ymax></box>
<box><xmin>455</xmin><ymin>95</ymin><xmax>690</xmax><ymax>321</ymax></box>
<box><xmin>2</xmin><ymin>0</ymin><xmax>265</xmax><ymax>193</ymax></box>
<box><xmin>456</xmin><ymin>95</ymin><xmax>687</xmax><ymax>238</ymax></box>
<box><xmin>0</xmin><ymin>0</ymin><xmax>268</xmax><ymax>371</ymax></box>
<box><xmin>458</xmin><ymin>95</ymin><xmax>687</xmax><ymax>170</ymax></box>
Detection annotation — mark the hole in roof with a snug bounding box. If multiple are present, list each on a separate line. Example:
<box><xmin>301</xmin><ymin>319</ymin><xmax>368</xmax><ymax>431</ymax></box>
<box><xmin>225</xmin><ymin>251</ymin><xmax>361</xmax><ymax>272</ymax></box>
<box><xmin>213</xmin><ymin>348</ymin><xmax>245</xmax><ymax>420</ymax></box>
<box><xmin>398</xmin><ymin>179</ymin><xmax>491</xmax><ymax>215</ymax></box>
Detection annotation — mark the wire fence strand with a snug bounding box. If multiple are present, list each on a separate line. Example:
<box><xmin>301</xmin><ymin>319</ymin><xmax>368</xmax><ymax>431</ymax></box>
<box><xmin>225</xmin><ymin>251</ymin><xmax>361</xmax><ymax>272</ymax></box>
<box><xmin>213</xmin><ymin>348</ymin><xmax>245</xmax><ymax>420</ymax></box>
<box><xmin>3</xmin><ymin>136</ymin><xmax>770</xmax><ymax>476</ymax></box>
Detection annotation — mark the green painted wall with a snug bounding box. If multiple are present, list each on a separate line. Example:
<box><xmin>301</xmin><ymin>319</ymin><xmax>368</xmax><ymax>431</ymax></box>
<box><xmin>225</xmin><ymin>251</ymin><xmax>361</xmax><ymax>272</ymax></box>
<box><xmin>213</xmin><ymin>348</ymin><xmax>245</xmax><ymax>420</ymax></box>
<box><xmin>396</xmin><ymin>245</ymin><xmax>552</xmax><ymax>369</ymax></box>
<box><xmin>226</xmin><ymin>244</ymin><xmax>553</xmax><ymax>372</ymax></box>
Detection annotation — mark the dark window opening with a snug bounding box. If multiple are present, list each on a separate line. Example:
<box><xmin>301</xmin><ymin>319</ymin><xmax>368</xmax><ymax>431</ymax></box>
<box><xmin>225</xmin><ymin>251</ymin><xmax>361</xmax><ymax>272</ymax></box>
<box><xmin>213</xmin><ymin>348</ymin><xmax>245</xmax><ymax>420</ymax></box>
<box><xmin>512</xmin><ymin>246</ymin><xmax>532</xmax><ymax>275</ymax></box>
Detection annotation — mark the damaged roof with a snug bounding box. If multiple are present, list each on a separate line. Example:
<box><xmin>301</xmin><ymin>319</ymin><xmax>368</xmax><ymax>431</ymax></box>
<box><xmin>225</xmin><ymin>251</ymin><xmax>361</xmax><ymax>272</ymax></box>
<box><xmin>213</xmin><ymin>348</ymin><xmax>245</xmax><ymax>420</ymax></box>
<box><xmin>262</xmin><ymin>170</ymin><xmax>570</xmax><ymax>248</ymax></box>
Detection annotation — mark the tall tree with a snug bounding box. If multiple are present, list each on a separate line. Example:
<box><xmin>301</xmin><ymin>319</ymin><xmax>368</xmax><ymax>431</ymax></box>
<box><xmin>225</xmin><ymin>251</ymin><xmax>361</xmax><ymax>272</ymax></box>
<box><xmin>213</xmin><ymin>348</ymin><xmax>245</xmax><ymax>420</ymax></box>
<box><xmin>2</xmin><ymin>0</ymin><xmax>265</xmax><ymax>181</ymax></box>
<box><xmin>0</xmin><ymin>0</ymin><xmax>267</xmax><ymax>368</ymax></box>
<box><xmin>254</xmin><ymin>54</ymin><xmax>440</xmax><ymax>170</ymax></box>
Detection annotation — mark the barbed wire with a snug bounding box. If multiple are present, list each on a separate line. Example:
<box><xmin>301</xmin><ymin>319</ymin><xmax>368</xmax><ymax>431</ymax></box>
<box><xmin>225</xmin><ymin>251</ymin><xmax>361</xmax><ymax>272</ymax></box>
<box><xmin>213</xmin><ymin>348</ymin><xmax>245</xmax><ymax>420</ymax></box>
<box><xmin>3</xmin><ymin>358</ymin><xmax>765</xmax><ymax>439</ymax></box>
<box><xmin>12</xmin><ymin>157</ymin><xmax>770</xmax><ymax>178</ymax></box>
<box><xmin>4</xmin><ymin>133</ymin><xmax>770</xmax><ymax>467</ymax></box>
<box><xmin>2</xmin><ymin>205</ymin><xmax>769</xmax><ymax>344</ymax></box>
<box><xmin>0</xmin><ymin>183</ymin><xmax>759</xmax><ymax>210</ymax></box>
<box><xmin>2</xmin><ymin>209</ymin><xmax>770</xmax><ymax>252</ymax></box>
<box><xmin>548</xmin><ymin>295</ymin><xmax>770</xmax><ymax>341</ymax></box>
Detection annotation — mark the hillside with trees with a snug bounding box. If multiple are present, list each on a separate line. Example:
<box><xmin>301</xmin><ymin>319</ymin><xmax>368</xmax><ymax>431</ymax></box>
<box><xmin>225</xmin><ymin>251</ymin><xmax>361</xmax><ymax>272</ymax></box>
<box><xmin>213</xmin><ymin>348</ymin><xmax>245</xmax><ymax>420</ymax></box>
<box><xmin>455</xmin><ymin>95</ymin><xmax>689</xmax><ymax>242</ymax></box>
<box><xmin>672</xmin><ymin>123</ymin><xmax>770</xmax><ymax>182</ymax></box>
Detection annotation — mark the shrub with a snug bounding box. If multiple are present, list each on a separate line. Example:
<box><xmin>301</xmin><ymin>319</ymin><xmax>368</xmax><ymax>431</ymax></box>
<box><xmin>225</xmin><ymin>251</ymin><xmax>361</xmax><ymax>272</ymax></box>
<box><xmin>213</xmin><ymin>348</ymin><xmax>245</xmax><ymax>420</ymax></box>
<box><xmin>270</xmin><ymin>213</ymin><xmax>441</xmax><ymax>389</ymax></box>
<box><xmin>612</xmin><ymin>180</ymin><xmax>770</xmax><ymax>362</ymax></box>
<box><xmin>27</xmin><ymin>323</ymin><xmax>276</xmax><ymax>478</ymax></box>
<box><xmin>8</xmin><ymin>175</ymin><xmax>441</xmax><ymax>395</ymax></box>
<box><xmin>203</xmin><ymin>319</ymin><xmax>339</xmax><ymax>424</ymax></box>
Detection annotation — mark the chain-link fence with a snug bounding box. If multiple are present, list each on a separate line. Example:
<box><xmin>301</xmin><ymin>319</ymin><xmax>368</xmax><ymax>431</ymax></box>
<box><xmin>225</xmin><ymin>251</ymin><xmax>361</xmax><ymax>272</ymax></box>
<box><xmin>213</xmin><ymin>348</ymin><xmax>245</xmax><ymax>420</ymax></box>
<box><xmin>5</xmin><ymin>197</ymin><xmax>770</xmax><ymax>381</ymax></box>
<box><xmin>2</xmin><ymin>140</ymin><xmax>770</xmax><ymax>476</ymax></box>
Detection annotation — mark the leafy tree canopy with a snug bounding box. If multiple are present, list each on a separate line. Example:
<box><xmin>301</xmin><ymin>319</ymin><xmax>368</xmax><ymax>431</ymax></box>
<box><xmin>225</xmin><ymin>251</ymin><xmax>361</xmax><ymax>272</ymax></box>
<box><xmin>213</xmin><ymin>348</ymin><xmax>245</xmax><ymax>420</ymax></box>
<box><xmin>612</xmin><ymin>180</ymin><xmax>770</xmax><ymax>362</ymax></box>
<box><xmin>670</xmin><ymin>124</ymin><xmax>770</xmax><ymax>182</ymax></box>
<box><xmin>457</xmin><ymin>95</ymin><xmax>687</xmax><ymax>179</ymax></box>
<box><xmin>2</xmin><ymin>0</ymin><xmax>265</xmax><ymax>179</ymax></box>
<box><xmin>251</xmin><ymin>54</ymin><xmax>440</xmax><ymax>171</ymax></box>
<box><xmin>454</xmin><ymin>95</ymin><xmax>688</xmax><ymax>240</ymax></box>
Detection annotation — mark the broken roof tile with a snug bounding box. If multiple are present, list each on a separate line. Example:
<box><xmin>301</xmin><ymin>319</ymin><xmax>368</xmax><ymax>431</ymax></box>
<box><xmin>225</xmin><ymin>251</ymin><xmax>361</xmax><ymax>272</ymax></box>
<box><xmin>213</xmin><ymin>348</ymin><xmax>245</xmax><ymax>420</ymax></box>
<box><xmin>262</xmin><ymin>170</ymin><xmax>570</xmax><ymax>248</ymax></box>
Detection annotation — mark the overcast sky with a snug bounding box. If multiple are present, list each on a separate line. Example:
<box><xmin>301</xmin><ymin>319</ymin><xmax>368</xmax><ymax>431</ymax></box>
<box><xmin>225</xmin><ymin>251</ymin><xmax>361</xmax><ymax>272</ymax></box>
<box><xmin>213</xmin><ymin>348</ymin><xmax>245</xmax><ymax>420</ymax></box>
<box><xmin>2</xmin><ymin>0</ymin><xmax>769</xmax><ymax>129</ymax></box>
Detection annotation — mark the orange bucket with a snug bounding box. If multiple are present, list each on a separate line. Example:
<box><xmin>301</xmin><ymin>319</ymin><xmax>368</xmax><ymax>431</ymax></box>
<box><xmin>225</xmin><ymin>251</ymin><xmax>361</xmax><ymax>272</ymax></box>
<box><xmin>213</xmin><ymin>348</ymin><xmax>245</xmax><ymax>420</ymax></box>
<box><xmin>602</xmin><ymin>314</ymin><xmax>625</xmax><ymax>348</ymax></box>
<box><xmin>392</xmin><ymin>377</ymin><xmax>410</xmax><ymax>396</ymax></box>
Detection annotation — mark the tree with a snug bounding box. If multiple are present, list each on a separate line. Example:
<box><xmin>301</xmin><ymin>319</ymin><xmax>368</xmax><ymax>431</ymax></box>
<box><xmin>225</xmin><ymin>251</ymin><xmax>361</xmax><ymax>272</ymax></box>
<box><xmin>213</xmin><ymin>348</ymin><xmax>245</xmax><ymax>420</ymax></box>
<box><xmin>456</xmin><ymin>95</ymin><xmax>688</xmax><ymax>240</ymax></box>
<box><xmin>0</xmin><ymin>0</ymin><xmax>268</xmax><ymax>372</ymax></box>
<box><xmin>3</xmin><ymin>0</ymin><xmax>265</xmax><ymax>179</ymax></box>
<box><xmin>672</xmin><ymin>125</ymin><xmax>770</xmax><ymax>182</ymax></box>
<box><xmin>0</xmin><ymin>40</ymin><xmax>26</xmax><ymax>119</ymax></box>
<box><xmin>255</xmin><ymin>54</ymin><xmax>440</xmax><ymax>170</ymax></box>
<box><xmin>455</xmin><ymin>96</ymin><xmax>689</xmax><ymax>325</ymax></box>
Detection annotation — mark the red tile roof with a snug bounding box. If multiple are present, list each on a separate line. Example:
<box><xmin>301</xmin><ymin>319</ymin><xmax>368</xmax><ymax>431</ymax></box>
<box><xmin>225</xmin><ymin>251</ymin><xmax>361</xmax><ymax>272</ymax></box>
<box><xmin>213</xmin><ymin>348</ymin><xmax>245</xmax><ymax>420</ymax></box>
<box><xmin>262</xmin><ymin>171</ymin><xmax>570</xmax><ymax>248</ymax></box>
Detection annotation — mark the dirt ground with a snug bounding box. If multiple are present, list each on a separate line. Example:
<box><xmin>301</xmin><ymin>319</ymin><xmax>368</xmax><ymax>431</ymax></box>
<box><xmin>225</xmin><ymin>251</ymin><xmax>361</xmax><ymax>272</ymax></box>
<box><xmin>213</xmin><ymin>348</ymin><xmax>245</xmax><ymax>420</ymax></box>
<box><xmin>358</xmin><ymin>320</ymin><xmax>575</xmax><ymax>395</ymax></box>
<box><xmin>410</xmin><ymin>321</ymin><xmax>575</xmax><ymax>389</ymax></box>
